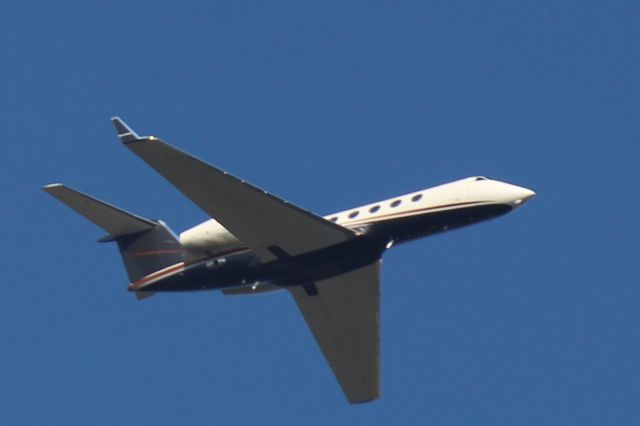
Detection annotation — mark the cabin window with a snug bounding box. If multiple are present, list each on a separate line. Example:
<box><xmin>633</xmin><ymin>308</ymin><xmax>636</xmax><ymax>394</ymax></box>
<box><xmin>369</xmin><ymin>205</ymin><xmax>380</xmax><ymax>213</ymax></box>
<box><xmin>390</xmin><ymin>200</ymin><xmax>402</xmax><ymax>208</ymax></box>
<box><xmin>411</xmin><ymin>194</ymin><xmax>422</xmax><ymax>202</ymax></box>
<box><xmin>348</xmin><ymin>211</ymin><xmax>359</xmax><ymax>219</ymax></box>
<box><xmin>329</xmin><ymin>216</ymin><xmax>338</xmax><ymax>222</ymax></box>
<box><xmin>475</xmin><ymin>176</ymin><xmax>487</xmax><ymax>181</ymax></box>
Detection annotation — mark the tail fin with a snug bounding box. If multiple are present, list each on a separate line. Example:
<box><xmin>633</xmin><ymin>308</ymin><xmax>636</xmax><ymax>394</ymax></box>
<box><xmin>43</xmin><ymin>184</ymin><xmax>183</xmax><ymax>287</ymax></box>
<box><xmin>111</xmin><ymin>219</ymin><xmax>182</xmax><ymax>283</ymax></box>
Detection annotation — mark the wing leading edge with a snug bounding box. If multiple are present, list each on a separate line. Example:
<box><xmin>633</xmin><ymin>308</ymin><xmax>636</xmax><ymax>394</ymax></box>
<box><xmin>289</xmin><ymin>261</ymin><xmax>381</xmax><ymax>403</ymax></box>
<box><xmin>111</xmin><ymin>117</ymin><xmax>355</xmax><ymax>262</ymax></box>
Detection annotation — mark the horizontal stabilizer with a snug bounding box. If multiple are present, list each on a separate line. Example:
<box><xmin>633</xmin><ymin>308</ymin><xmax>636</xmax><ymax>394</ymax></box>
<box><xmin>43</xmin><ymin>184</ymin><xmax>156</xmax><ymax>238</ymax></box>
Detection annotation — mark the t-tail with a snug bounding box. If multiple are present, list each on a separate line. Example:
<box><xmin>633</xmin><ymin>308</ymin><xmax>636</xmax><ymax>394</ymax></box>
<box><xmin>43</xmin><ymin>184</ymin><xmax>183</xmax><ymax>300</ymax></box>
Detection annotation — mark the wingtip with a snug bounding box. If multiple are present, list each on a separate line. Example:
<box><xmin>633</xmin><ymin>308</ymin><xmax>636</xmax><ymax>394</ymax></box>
<box><xmin>111</xmin><ymin>116</ymin><xmax>141</xmax><ymax>143</ymax></box>
<box><xmin>42</xmin><ymin>183</ymin><xmax>64</xmax><ymax>191</ymax></box>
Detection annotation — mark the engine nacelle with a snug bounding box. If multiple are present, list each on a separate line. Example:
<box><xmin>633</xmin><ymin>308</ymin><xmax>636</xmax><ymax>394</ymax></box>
<box><xmin>179</xmin><ymin>219</ymin><xmax>241</xmax><ymax>253</ymax></box>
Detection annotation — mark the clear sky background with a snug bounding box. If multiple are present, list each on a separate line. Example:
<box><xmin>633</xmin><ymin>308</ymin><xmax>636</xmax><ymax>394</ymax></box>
<box><xmin>2</xmin><ymin>1</ymin><xmax>639</xmax><ymax>424</ymax></box>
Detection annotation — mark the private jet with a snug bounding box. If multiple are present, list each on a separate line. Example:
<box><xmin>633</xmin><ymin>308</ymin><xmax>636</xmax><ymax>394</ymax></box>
<box><xmin>43</xmin><ymin>118</ymin><xmax>535</xmax><ymax>403</ymax></box>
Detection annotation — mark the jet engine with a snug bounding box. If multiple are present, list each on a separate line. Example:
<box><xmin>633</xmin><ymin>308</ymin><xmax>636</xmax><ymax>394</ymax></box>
<box><xmin>180</xmin><ymin>219</ymin><xmax>242</xmax><ymax>253</ymax></box>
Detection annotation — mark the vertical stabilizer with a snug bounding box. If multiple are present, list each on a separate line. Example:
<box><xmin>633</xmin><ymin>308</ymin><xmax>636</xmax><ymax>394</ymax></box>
<box><xmin>114</xmin><ymin>220</ymin><xmax>183</xmax><ymax>283</ymax></box>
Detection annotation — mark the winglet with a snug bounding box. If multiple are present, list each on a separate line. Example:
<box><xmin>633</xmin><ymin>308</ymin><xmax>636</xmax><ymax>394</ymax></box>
<box><xmin>111</xmin><ymin>116</ymin><xmax>142</xmax><ymax>143</ymax></box>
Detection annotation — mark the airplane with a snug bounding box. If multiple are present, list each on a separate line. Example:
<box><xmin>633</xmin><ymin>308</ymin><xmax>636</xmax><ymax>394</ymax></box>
<box><xmin>43</xmin><ymin>117</ymin><xmax>535</xmax><ymax>404</ymax></box>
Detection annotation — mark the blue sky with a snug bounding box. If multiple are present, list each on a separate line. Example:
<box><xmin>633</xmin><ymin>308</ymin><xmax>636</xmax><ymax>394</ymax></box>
<box><xmin>2</xmin><ymin>1</ymin><xmax>639</xmax><ymax>424</ymax></box>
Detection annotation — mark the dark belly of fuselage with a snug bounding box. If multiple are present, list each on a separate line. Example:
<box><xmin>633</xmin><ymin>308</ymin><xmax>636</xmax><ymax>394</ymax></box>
<box><xmin>366</xmin><ymin>202</ymin><xmax>513</xmax><ymax>244</ymax></box>
<box><xmin>139</xmin><ymin>203</ymin><xmax>512</xmax><ymax>292</ymax></box>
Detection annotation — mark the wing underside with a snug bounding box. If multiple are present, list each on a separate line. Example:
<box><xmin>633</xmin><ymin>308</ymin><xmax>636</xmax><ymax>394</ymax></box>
<box><xmin>289</xmin><ymin>261</ymin><xmax>381</xmax><ymax>403</ymax></box>
<box><xmin>112</xmin><ymin>117</ymin><xmax>354</xmax><ymax>262</ymax></box>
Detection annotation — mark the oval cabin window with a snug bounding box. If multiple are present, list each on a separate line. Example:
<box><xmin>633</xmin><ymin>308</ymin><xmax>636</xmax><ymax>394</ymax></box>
<box><xmin>390</xmin><ymin>200</ymin><xmax>402</xmax><ymax>208</ymax></box>
<box><xmin>411</xmin><ymin>194</ymin><xmax>422</xmax><ymax>202</ymax></box>
<box><xmin>348</xmin><ymin>211</ymin><xmax>359</xmax><ymax>219</ymax></box>
<box><xmin>369</xmin><ymin>205</ymin><xmax>380</xmax><ymax>213</ymax></box>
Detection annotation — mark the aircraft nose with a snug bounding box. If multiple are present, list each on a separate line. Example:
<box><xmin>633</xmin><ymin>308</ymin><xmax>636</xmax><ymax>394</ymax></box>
<box><xmin>512</xmin><ymin>186</ymin><xmax>536</xmax><ymax>206</ymax></box>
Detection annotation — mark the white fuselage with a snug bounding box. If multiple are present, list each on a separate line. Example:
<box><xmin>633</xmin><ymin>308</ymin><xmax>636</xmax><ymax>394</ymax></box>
<box><xmin>179</xmin><ymin>177</ymin><xmax>535</xmax><ymax>255</ymax></box>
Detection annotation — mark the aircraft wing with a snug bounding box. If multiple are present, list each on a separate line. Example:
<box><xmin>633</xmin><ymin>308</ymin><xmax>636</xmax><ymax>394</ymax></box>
<box><xmin>288</xmin><ymin>261</ymin><xmax>381</xmax><ymax>403</ymax></box>
<box><xmin>112</xmin><ymin>117</ymin><xmax>355</xmax><ymax>262</ymax></box>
